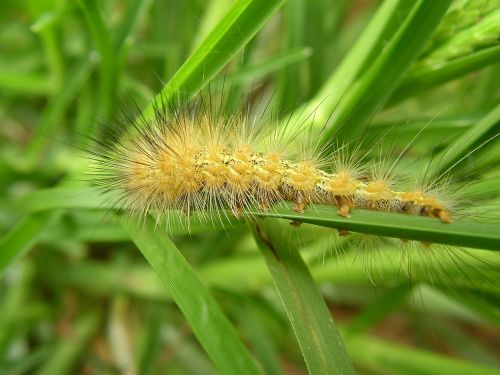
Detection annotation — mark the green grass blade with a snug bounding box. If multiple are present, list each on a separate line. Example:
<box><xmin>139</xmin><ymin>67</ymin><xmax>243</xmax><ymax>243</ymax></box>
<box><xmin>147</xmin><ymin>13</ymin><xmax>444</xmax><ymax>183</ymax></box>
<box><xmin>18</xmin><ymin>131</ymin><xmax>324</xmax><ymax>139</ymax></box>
<box><xmin>251</xmin><ymin>219</ymin><xmax>355</xmax><ymax>375</ymax></box>
<box><xmin>345</xmin><ymin>284</ymin><xmax>412</xmax><ymax>335</ymax></box>
<box><xmin>17</xmin><ymin>187</ymin><xmax>242</xmax><ymax>235</ymax></box>
<box><xmin>0</xmin><ymin>73</ymin><xmax>50</xmax><ymax>95</ymax></box>
<box><xmin>423</xmin><ymin>0</ymin><xmax>497</xmax><ymax>54</ymax></box>
<box><xmin>0</xmin><ymin>263</ymin><xmax>34</xmax><ymax>359</ymax></box>
<box><xmin>319</xmin><ymin>0</ymin><xmax>452</xmax><ymax>142</ymax></box>
<box><xmin>391</xmin><ymin>45</ymin><xmax>500</xmax><ymax>103</ymax></box>
<box><xmin>36</xmin><ymin>313</ymin><xmax>100</xmax><ymax>375</ymax></box>
<box><xmin>191</xmin><ymin>0</ymin><xmax>234</xmax><ymax>50</ymax></box>
<box><xmin>19</xmin><ymin>187</ymin><xmax>500</xmax><ymax>250</ymax></box>
<box><xmin>218</xmin><ymin>47</ymin><xmax>312</xmax><ymax>86</ymax></box>
<box><xmin>443</xmin><ymin>288</ymin><xmax>500</xmax><ymax>326</ymax></box>
<box><xmin>18</xmin><ymin>187</ymin><xmax>113</xmax><ymax>212</ymax></box>
<box><xmin>304</xmin><ymin>0</ymin><xmax>350</xmax><ymax>96</ymax></box>
<box><xmin>237</xmin><ymin>308</ymin><xmax>284</xmax><ymax>375</ymax></box>
<box><xmin>0</xmin><ymin>212</ymin><xmax>55</xmax><ymax>277</ymax></box>
<box><xmin>432</xmin><ymin>103</ymin><xmax>500</xmax><ymax>178</ymax></box>
<box><xmin>143</xmin><ymin>0</ymin><xmax>285</xmax><ymax>118</ymax></box>
<box><xmin>284</xmin><ymin>0</ymin><xmax>415</xmax><ymax>132</ymax></box>
<box><xmin>27</xmin><ymin>59</ymin><xmax>93</xmax><ymax>167</ymax></box>
<box><xmin>113</xmin><ymin>0</ymin><xmax>152</xmax><ymax>51</ymax></box>
<box><xmin>276</xmin><ymin>0</ymin><xmax>306</xmax><ymax>110</ymax></box>
<box><xmin>53</xmin><ymin>245</ymin><xmax>498</xmax><ymax>303</ymax></box>
<box><xmin>420</xmin><ymin>8</ymin><xmax>500</xmax><ymax>66</ymax></box>
<box><xmin>249</xmin><ymin>203</ymin><xmax>500</xmax><ymax>251</ymax></box>
<box><xmin>474</xmin><ymin>63</ymin><xmax>500</xmax><ymax>110</ymax></box>
<box><xmin>79</xmin><ymin>0</ymin><xmax>118</xmax><ymax>119</ymax></box>
<box><xmin>31</xmin><ymin>12</ymin><xmax>65</xmax><ymax>94</ymax></box>
<box><xmin>137</xmin><ymin>304</ymin><xmax>166</xmax><ymax>375</ymax></box>
<box><xmin>346</xmin><ymin>333</ymin><xmax>499</xmax><ymax>375</ymax></box>
<box><xmin>120</xmin><ymin>216</ymin><xmax>262</xmax><ymax>375</ymax></box>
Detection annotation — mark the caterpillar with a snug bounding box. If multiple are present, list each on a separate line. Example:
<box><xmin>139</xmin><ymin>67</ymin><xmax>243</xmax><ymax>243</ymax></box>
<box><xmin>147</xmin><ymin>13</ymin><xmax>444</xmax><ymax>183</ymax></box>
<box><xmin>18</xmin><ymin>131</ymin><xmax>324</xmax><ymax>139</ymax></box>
<box><xmin>86</xmin><ymin>88</ymin><xmax>500</xmax><ymax>305</ymax></box>
<box><xmin>89</xmin><ymin>92</ymin><xmax>454</xmax><ymax>232</ymax></box>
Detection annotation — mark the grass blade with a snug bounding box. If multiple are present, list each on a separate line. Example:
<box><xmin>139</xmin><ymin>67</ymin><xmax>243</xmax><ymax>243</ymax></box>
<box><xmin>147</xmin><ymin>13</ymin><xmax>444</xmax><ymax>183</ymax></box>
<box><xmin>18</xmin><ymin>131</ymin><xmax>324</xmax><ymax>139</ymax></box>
<box><xmin>18</xmin><ymin>187</ymin><xmax>500</xmax><ymax>251</ymax></box>
<box><xmin>144</xmin><ymin>0</ymin><xmax>285</xmax><ymax>118</ymax></box>
<box><xmin>320</xmin><ymin>0</ymin><xmax>452</xmax><ymax>142</ymax></box>
<box><xmin>346</xmin><ymin>333</ymin><xmax>499</xmax><ymax>375</ymax></box>
<box><xmin>0</xmin><ymin>212</ymin><xmax>55</xmax><ymax>276</ymax></box>
<box><xmin>251</xmin><ymin>219</ymin><xmax>355</xmax><ymax>375</ymax></box>
<box><xmin>36</xmin><ymin>313</ymin><xmax>100</xmax><ymax>375</ymax></box>
<box><xmin>17</xmin><ymin>187</ymin><xmax>242</xmax><ymax>235</ymax></box>
<box><xmin>432</xmin><ymin>103</ymin><xmax>500</xmax><ymax>178</ymax></box>
<box><xmin>27</xmin><ymin>59</ymin><xmax>93</xmax><ymax>167</ymax></box>
<box><xmin>0</xmin><ymin>73</ymin><xmax>50</xmax><ymax>95</ymax></box>
<box><xmin>218</xmin><ymin>47</ymin><xmax>312</xmax><ymax>86</ymax></box>
<box><xmin>284</xmin><ymin>0</ymin><xmax>415</xmax><ymax>134</ymax></box>
<box><xmin>249</xmin><ymin>203</ymin><xmax>500</xmax><ymax>251</ymax></box>
<box><xmin>120</xmin><ymin>215</ymin><xmax>262</xmax><ymax>375</ymax></box>
<box><xmin>391</xmin><ymin>45</ymin><xmax>500</xmax><ymax>103</ymax></box>
<box><xmin>345</xmin><ymin>284</ymin><xmax>412</xmax><ymax>335</ymax></box>
<box><xmin>79</xmin><ymin>0</ymin><xmax>118</xmax><ymax>119</ymax></box>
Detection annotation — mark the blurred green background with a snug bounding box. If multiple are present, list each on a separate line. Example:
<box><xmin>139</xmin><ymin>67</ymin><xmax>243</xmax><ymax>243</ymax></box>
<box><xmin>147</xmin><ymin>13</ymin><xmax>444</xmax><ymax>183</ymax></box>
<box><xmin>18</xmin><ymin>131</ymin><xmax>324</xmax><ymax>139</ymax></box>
<box><xmin>0</xmin><ymin>0</ymin><xmax>499</xmax><ymax>374</ymax></box>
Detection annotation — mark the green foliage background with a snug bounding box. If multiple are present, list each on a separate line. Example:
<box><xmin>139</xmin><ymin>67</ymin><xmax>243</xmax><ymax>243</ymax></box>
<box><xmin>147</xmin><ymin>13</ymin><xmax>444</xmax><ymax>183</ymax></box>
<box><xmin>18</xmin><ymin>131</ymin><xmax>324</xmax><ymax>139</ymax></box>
<box><xmin>0</xmin><ymin>0</ymin><xmax>499</xmax><ymax>374</ymax></box>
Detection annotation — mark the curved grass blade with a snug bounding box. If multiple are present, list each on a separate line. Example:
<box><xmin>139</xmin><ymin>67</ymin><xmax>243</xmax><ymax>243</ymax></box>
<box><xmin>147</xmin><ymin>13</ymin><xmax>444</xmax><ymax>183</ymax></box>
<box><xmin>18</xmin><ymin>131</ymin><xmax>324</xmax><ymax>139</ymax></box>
<box><xmin>18</xmin><ymin>187</ymin><xmax>111</xmax><ymax>212</ymax></box>
<box><xmin>0</xmin><ymin>73</ymin><xmax>50</xmax><ymax>95</ymax></box>
<box><xmin>53</xmin><ymin>245</ymin><xmax>499</xmax><ymax>305</ymax></box>
<box><xmin>120</xmin><ymin>215</ymin><xmax>262</xmax><ymax>375</ymax></box>
<box><xmin>251</xmin><ymin>219</ymin><xmax>355</xmax><ymax>375</ymax></box>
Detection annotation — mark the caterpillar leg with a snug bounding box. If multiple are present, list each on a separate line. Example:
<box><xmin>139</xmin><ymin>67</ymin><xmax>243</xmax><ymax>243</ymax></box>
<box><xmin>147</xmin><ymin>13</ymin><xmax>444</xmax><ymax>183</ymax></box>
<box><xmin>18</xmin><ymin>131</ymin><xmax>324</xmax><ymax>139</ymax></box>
<box><xmin>336</xmin><ymin>197</ymin><xmax>351</xmax><ymax>218</ymax></box>
<box><xmin>229</xmin><ymin>196</ymin><xmax>244</xmax><ymax>218</ymax></box>
<box><xmin>293</xmin><ymin>191</ymin><xmax>305</xmax><ymax>213</ymax></box>
<box><xmin>338</xmin><ymin>229</ymin><xmax>350</xmax><ymax>237</ymax></box>
<box><xmin>259</xmin><ymin>201</ymin><xmax>271</xmax><ymax>211</ymax></box>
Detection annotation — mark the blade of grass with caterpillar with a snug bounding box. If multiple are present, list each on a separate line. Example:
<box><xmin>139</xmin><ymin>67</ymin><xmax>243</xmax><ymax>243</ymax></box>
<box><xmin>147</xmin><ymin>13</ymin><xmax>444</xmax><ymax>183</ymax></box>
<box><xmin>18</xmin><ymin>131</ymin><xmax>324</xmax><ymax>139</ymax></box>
<box><xmin>16</xmin><ymin>187</ymin><xmax>500</xmax><ymax>251</ymax></box>
<box><xmin>249</xmin><ymin>204</ymin><xmax>500</xmax><ymax>251</ymax></box>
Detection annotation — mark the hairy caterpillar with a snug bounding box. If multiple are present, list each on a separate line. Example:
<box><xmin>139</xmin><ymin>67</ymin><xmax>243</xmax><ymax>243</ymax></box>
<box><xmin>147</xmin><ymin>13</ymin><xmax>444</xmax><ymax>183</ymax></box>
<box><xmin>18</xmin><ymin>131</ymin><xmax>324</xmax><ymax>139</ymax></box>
<box><xmin>83</xmin><ymin>87</ymin><xmax>500</xmax><ymax>307</ymax></box>
<box><xmin>89</xmin><ymin>92</ymin><xmax>456</xmax><ymax>232</ymax></box>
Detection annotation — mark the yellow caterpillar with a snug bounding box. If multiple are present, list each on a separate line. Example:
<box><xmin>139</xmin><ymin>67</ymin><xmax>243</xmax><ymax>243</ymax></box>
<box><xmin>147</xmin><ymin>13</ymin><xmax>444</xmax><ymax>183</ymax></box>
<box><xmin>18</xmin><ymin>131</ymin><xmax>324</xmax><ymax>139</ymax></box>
<box><xmin>91</xmin><ymin>96</ymin><xmax>452</xmax><ymax>227</ymax></box>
